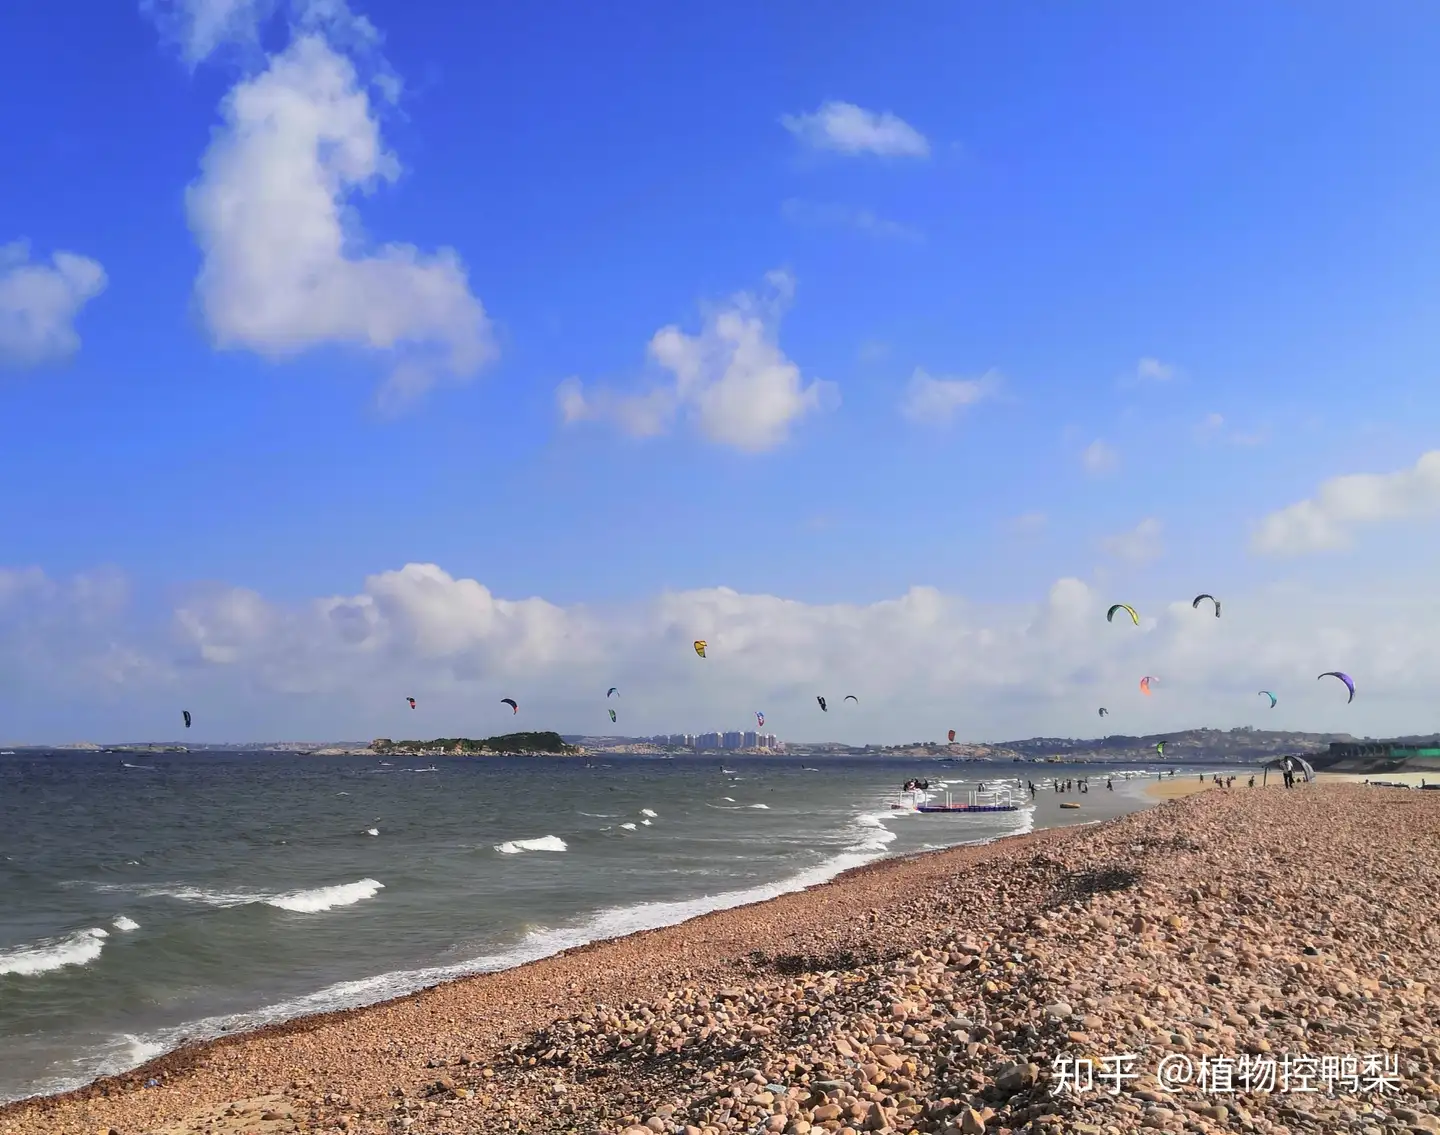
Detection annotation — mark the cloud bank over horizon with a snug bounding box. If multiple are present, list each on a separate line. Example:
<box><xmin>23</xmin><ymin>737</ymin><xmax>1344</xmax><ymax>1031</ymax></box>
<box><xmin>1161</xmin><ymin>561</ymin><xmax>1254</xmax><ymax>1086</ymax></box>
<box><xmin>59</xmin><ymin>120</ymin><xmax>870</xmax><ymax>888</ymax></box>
<box><xmin>3</xmin><ymin>556</ymin><xmax>1436</xmax><ymax>744</ymax></box>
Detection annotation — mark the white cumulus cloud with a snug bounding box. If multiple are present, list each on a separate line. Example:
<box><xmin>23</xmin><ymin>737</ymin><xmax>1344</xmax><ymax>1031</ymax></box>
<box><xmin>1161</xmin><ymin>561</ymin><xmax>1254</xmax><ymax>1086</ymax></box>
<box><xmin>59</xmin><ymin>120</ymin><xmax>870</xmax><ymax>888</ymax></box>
<box><xmin>899</xmin><ymin>367</ymin><xmax>1000</xmax><ymax>425</ymax></box>
<box><xmin>144</xmin><ymin>0</ymin><xmax>383</xmax><ymax>66</ymax></box>
<box><xmin>1252</xmin><ymin>450</ymin><xmax>1440</xmax><ymax>556</ymax></box>
<box><xmin>1135</xmin><ymin>356</ymin><xmax>1176</xmax><ymax>382</ymax></box>
<box><xmin>1081</xmin><ymin>439</ymin><xmax>1119</xmax><ymax>476</ymax></box>
<box><xmin>6</xmin><ymin>560</ymin><xmax>1440</xmax><ymax>740</ymax></box>
<box><xmin>779</xmin><ymin>101</ymin><xmax>930</xmax><ymax>158</ymax></box>
<box><xmin>1100</xmin><ymin>517</ymin><xmax>1164</xmax><ymax>565</ymax></box>
<box><xmin>0</xmin><ymin>241</ymin><xmax>107</xmax><ymax>368</ymax></box>
<box><xmin>171</xmin><ymin>1</ymin><xmax>490</xmax><ymax>408</ymax></box>
<box><xmin>144</xmin><ymin>0</ymin><xmax>277</xmax><ymax>65</ymax></box>
<box><xmin>557</xmin><ymin>270</ymin><xmax>835</xmax><ymax>453</ymax></box>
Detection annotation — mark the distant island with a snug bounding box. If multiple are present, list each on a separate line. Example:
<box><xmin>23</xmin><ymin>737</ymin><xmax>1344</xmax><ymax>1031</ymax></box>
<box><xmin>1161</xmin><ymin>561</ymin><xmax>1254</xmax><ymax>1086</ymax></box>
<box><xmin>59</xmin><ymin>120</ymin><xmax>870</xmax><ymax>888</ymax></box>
<box><xmin>370</xmin><ymin>732</ymin><xmax>579</xmax><ymax>756</ymax></box>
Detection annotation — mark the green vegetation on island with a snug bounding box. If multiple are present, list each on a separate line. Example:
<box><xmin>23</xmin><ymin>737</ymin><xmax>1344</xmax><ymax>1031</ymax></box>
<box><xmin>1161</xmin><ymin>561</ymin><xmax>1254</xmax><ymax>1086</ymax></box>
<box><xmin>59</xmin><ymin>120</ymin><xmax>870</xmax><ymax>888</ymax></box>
<box><xmin>370</xmin><ymin>732</ymin><xmax>579</xmax><ymax>756</ymax></box>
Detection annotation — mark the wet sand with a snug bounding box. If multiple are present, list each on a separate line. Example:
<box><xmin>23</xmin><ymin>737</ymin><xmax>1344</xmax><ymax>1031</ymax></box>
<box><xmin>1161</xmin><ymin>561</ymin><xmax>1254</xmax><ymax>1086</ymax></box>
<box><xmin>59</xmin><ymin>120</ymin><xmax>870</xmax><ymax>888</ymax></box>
<box><xmin>3</xmin><ymin>784</ymin><xmax>1437</xmax><ymax>1135</ymax></box>
<box><xmin>1143</xmin><ymin>778</ymin><xmax>1215</xmax><ymax>801</ymax></box>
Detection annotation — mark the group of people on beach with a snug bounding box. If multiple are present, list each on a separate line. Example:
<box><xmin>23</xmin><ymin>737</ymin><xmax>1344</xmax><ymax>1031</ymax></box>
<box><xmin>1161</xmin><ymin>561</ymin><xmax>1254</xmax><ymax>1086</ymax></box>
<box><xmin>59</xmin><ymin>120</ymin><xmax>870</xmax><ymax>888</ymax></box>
<box><xmin>1024</xmin><ymin>776</ymin><xmax>1115</xmax><ymax>796</ymax></box>
<box><xmin>1202</xmin><ymin>772</ymin><xmax>1257</xmax><ymax>788</ymax></box>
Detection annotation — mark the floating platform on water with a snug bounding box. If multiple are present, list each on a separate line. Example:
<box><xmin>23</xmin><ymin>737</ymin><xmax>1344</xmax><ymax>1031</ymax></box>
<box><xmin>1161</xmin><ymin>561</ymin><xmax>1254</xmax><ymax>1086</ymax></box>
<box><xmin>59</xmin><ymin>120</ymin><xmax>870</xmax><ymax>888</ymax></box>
<box><xmin>913</xmin><ymin>788</ymin><xmax>1020</xmax><ymax>813</ymax></box>
<box><xmin>916</xmin><ymin>803</ymin><xmax>1020</xmax><ymax>813</ymax></box>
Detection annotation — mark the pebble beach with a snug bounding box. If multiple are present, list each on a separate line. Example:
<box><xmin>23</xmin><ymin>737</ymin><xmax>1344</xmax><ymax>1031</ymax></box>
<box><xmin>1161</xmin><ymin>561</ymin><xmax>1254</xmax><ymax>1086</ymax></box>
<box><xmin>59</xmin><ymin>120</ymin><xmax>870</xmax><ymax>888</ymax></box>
<box><xmin>4</xmin><ymin>782</ymin><xmax>1437</xmax><ymax>1135</ymax></box>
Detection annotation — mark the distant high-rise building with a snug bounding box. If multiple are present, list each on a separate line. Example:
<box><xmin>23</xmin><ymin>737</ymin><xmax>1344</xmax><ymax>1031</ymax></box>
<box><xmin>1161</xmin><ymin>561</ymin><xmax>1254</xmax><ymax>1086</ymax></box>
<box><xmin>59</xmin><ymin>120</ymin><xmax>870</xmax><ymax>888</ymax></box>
<box><xmin>722</xmin><ymin>730</ymin><xmax>743</xmax><ymax>750</ymax></box>
<box><xmin>697</xmin><ymin>732</ymin><xmax>721</xmax><ymax>750</ymax></box>
<box><xmin>742</xmin><ymin>730</ymin><xmax>758</xmax><ymax>748</ymax></box>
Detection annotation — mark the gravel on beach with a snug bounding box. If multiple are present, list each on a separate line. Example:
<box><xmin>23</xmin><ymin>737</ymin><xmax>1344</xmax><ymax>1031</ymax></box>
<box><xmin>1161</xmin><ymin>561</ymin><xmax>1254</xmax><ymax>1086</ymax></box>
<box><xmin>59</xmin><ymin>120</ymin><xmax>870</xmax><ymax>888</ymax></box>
<box><xmin>3</xmin><ymin>784</ymin><xmax>1438</xmax><ymax>1135</ymax></box>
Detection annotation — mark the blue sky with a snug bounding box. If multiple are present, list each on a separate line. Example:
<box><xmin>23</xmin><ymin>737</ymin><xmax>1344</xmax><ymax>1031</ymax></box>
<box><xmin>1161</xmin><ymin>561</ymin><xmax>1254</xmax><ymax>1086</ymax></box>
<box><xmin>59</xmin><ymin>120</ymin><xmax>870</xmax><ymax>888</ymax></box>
<box><xmin>3</xmin><ymin>0</ymin><xmax>1440</xmax><ymax>742</ymax></box>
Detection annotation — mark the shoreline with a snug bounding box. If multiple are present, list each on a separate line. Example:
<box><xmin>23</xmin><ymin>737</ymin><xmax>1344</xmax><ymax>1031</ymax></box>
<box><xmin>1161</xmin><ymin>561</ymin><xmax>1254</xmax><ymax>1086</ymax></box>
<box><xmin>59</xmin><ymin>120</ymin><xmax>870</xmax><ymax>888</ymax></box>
<box><xmin>1</xmin><ymin>820</ymin><xmax>1075</xmax><ymax>1131</ymax></box>
<box><xmin>6</xmin><ymin>784</ymin><xmax>1437</xmax><ymax>1135</ymax></box>
<box><xmin>0</xmin><ymin>773</ymin><xmax>1150</xmax><ymax>1109</ymax></box>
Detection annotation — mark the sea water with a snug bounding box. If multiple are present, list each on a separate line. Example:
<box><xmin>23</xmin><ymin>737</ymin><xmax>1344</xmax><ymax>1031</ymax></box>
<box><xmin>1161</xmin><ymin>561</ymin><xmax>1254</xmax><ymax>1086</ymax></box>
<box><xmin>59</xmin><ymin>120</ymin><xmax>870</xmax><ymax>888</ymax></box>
<box><xmin>0</xmin><ymin>751</ymin><xmax>1185</xmax><ymax>1103</ymax></box>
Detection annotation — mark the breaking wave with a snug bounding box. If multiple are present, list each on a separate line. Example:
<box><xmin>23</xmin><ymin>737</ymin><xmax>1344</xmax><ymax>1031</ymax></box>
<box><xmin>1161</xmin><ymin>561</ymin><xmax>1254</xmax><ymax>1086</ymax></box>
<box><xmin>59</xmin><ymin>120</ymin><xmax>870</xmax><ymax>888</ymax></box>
<box><xmin>0</xmin><ymin>928</ymin><xmax>107</xmax><ymax>977</ymax></box>
<box><xmin>494</xmin><ymin>836</ymin><xmax>567</xmax><ymax>855</ymax></box>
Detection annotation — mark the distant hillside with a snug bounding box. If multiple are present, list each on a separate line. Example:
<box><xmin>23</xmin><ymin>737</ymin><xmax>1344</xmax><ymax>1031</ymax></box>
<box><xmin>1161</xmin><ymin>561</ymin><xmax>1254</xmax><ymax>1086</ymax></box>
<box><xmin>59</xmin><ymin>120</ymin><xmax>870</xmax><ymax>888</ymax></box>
<box><xmin>371</xmin><ymin>732</ymin><xmax>578</xmax><ymax>755</ymax></box>
<box><xmin>877</xmin><ymin>727</ymin><xmax>1357</xmax><ymax>761</ymax></box>
<box><xmin>996</xmin><ymin>727</ymin><xmax>1351</xmax><ymax>760</ymax></box>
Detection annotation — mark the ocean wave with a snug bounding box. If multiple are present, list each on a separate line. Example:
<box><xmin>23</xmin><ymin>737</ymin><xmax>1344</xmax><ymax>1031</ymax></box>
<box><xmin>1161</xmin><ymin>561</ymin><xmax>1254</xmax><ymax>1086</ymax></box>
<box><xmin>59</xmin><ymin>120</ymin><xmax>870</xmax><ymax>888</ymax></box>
<box><xmin>494</xmin><ymin>836</ymin><xmax>567</xmax><ymax>855</ymax></box>
<box><xmin>18</xmin><ymin>787</ymin><xmax>1041</xmax><ymax>1101</ymax></box>
<box><xmin>748</xmin><ymin>803</ymin><xmax>770</xmax><ymax>809</ymax></box>
<box><xmin>265</xmin><ymin>879</ymin><xmax>385</xmax><ymax>913</ymax></box>
<box><xmin>112</xmin><ymin>916</ymin><xmax>139</xmax><ymax>932</ymax></box>
<box><xmin>0</xmin><ymin>928</ymin><xmax>107</xmax><ymax>977</ymax></box>
<box><xmin>619</xmin><ymin>822</ymin><xmax>638</xmax><ymax>831</ymax></box>
<box><xmin>85</xmin><ymin>879</ymin><xmax>385</xmax><ymax>914</ymax></box>
<box><xmin>639</xmin><ymin>808</ymin><xmax>657</xmax><ymax>818</ymax></box>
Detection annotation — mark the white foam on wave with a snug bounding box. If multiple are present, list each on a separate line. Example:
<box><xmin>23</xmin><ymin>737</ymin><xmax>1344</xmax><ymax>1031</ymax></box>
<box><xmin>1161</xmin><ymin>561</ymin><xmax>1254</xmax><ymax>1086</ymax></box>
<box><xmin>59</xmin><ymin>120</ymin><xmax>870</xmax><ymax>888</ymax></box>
<box><xmin>639</xmin><ymin>808</ymin><xmax>657</xmax><ymax>818</ymax></box>
<box><xmin>365</xmin><ymin>828</ymin><xmax>379</xmax><ymax>837</ymax></box>
<box><xmin>722</xmin><ymin>796</ymin><xmax>735</xmax><ymax>802</ymax></box>
<box><xmin>748</xmin><ymin>803</ymin><xmax>770</xmax><ymax>809</ymax></box>
<box><xmin>85</xmin><ymin>878</ymin><xmax>385</xmax><ymax>913</ymax></box>
<box><xmin>619</xmin><ymin>822</ymin><xmax>638</xmax><ymax>831</ymax></box>
<box><xmin>494</xmin><ymin>836</ymin><xmax>567</xmax><ymax>855</ymax></box>
<box><xmin>0</xmin><ymin>928</ymin><xmax>107</xmax><ymax>977</ymax></box>
<box><xmin>265</xmin><ymin>879</ymin><xmax>385</xmax><ymax>913</ymax></box>
<box><xmin>112</xmin><ymin>916</ymin><xmax>139</xmax><ymax>932</ymax></box>
<box><xmin>577</xmin><ymin>812</ymin><xmax>614</xmax><ymax>818</ymax></box>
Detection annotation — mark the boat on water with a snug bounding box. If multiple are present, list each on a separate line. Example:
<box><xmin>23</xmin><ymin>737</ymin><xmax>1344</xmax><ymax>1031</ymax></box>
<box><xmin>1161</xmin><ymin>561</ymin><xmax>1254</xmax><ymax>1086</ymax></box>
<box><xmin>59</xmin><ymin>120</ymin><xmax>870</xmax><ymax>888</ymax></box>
<box><xmin>914</xmin><ymin>786</ymin><xmax>1019</xmax><ymax>813</ymax></box>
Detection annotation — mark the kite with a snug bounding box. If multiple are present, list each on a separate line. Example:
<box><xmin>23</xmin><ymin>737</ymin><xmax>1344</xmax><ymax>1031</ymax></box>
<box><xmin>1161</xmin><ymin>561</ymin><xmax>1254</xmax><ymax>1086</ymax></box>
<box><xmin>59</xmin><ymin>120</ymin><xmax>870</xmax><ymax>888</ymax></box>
<box><xmin>1156</xmin><ymin>741</ymin><xmax>1166</xmax><ymax>757</ymax></box>
<box><xmin>1098</xmin><ymin>707</ymin><xmax>1108</xmax><ymax>717</ymax></box>
<box><xmin>756</xmin><ymin>711</ymin><xmax>765</xmax><ymax>727</ymax></box>
<box><xmin>1192</xmin><ymin>593</ymin><xmax>1221</xmax><ymax>617</ymax></box>
<box><xmin>608</xmin><ymin>708</ymin><xmax>617</xmax><ymax>723</ymax></box>
<box><xmin>406</xmin><ymin>697</ymin><xmax>416</xmax><ymax>710</ymax></box>
<box><xmin>501</xmin><ymin>698</ymin><xmax>519</xmax><ymax>714</ymax></box>
<box><xmin>1107</xmin><ymin>603</ymin><xmax>1140</xmax><ymax>626</ymax></box>
<box><xmin>182</xmin><ymin>709</ymin><xmax>192</xmax><ymax>729</ymax></box>
<box><xmin>1258</xmin><ymin>690</ymin><xmax>1277</xmax><ymax>709</ymax></box>
<box><xmin>693</xmin><ymin>640</ymin><xmax>707</xmax><ymax>659</ymax></box>
<box><xmin>607</xmin><ymin>687</ymin><xmax>618</xmax><ymax>698</ymax></box>
<box><xmin>1139</xmin><ymin>675</ymin><xmax>1157</xmax><ymax>696</ymax></box>
<box><xmin>947</xmin><ymin>729</ymin><xmax>956</xmax><ymax>743</ymax></box>
<box><xmin>817</xmin><ymin>696</ymin><xmax>828</xmax><ymax>712</ymax></box>
<box><xmin>843</xmin><ymin>695</ymin><xmax>858</xmax><ymax>704</ymax></box>
<box><xmin>1317</xmin><ymin>671</ymin><xmax>1355</xmax><ymax>703</ymax></box>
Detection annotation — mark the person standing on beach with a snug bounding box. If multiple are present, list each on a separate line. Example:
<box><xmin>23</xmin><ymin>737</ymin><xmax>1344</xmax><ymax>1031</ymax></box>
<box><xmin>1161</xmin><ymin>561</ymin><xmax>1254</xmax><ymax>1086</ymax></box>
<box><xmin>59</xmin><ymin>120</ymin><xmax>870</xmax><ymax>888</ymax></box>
<box><xmin>1107</xmin><ymin>777</ymin><xmax>1113</xmax><ymax>790</ymax></box>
